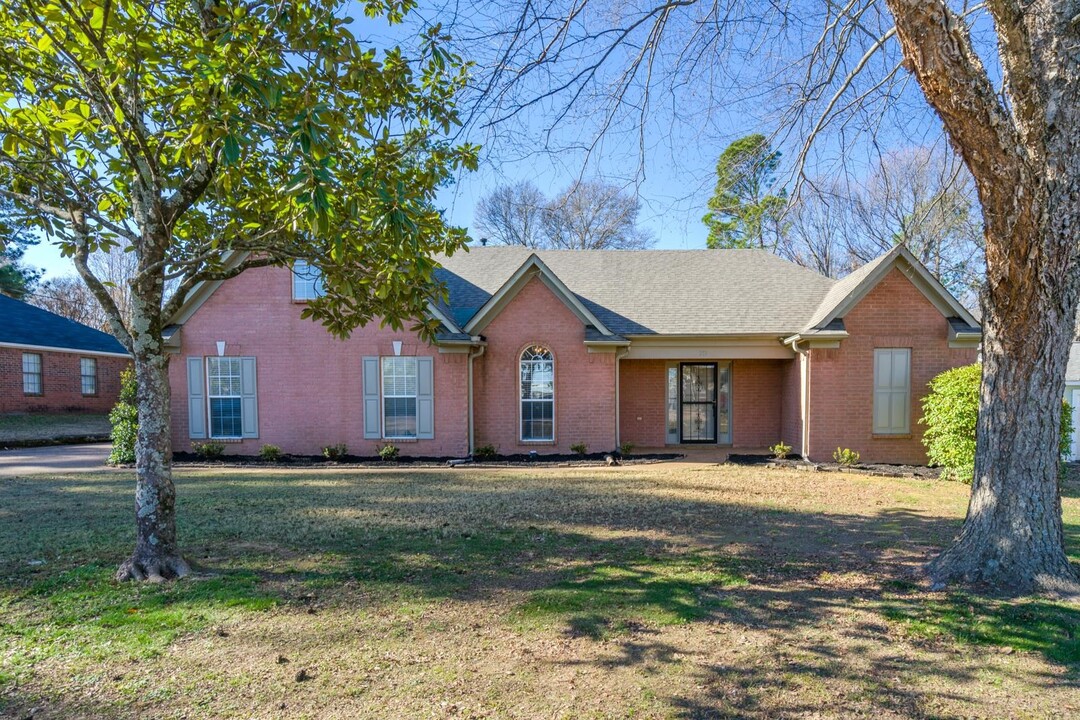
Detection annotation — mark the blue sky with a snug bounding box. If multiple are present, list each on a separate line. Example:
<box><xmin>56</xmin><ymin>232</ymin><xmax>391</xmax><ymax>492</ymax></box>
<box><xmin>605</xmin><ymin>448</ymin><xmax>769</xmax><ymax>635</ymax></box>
<box><xmin>24</xmin><ymin>0</ymin><xmax>965</xmax><ymax>279</ymax></box>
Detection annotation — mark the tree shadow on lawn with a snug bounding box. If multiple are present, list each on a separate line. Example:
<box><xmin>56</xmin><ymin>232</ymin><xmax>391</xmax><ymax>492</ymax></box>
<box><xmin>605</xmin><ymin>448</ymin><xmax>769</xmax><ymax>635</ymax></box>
<box><xmin>2</xmin><ymin>469</ymin><xmax>1080</xmax><ymax>718</ymax></box>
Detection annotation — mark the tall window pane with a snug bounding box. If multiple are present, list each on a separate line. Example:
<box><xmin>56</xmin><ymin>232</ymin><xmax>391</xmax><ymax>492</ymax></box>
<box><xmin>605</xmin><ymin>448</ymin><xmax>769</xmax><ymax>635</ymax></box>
<box><xmin>292</xmin><ymin>260</ymin><xmax>325</xmax><ymax>301</ymax></box>
<box><xmin>80</xmin><ymin>358</ymin><xmax>97</xmax><ymax>395</ymax></box>
<box><xmin>382</xmin><ymin>357</ymin><xmax>418</xmax><ymax>438</ymax></box>
<box><xmin>207</xmin><ymin>357</ymin><xmax>243</xmax><ymax>438</ymax></box>
<box><xmin>520</xmin><ymin>346</ymin><xmax>554</xmax><ymax>441</ymax></box>
<box><xmin>22</xmin><ymin>353</ymin><xmax>42</xmax><ymax>395</ymax></box>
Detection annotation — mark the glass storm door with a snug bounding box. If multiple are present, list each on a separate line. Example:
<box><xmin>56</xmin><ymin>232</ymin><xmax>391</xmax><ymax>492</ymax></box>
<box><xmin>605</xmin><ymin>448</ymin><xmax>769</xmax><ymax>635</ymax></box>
<box><xmin>680</xmin><ymin>363</ymin><xmax>717</xmax><ymax>443</ymax></box>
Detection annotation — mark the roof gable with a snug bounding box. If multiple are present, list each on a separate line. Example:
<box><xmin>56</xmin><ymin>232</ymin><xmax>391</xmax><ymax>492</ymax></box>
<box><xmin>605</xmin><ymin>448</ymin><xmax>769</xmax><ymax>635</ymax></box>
<box><xmin>800</xmin><ymin>245</ymin><xmax>980</xmax><ymax>335</ymax></box>
<box><xmin>0</xmin><ymin>294</ymin><xmax>128</xmax><ymax>356</ymax></box>
<box><xmin>461</xmin><ymin>253</ymin><xmax>614</xmax><ymax>336</ymax></box>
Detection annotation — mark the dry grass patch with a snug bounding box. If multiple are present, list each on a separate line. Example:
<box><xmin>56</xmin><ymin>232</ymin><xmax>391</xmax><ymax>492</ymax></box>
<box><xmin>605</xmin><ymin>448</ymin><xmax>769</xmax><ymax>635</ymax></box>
<box><xmin>1</xmin><ymin>463</ymin><xmax>1078</xmax><ymax>719</ymax></box>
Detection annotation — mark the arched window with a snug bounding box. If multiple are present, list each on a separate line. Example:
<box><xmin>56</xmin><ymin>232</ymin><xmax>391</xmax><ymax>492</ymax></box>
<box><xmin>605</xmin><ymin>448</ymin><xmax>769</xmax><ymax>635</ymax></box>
<box><xmin>520</xmin><ymin>346</ymin><xmax>554</xmax><ymax>441</ymax></box>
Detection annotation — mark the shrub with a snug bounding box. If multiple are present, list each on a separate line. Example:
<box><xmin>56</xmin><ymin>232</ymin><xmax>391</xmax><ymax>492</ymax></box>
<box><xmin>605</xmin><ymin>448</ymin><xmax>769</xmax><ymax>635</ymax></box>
<box><xmin>921</xmin><ymin>363</ymin><xmax>1073</xmax><ymax>482</ymax></box>
<box><xmin>473</xmin><ymin>444</ymin><xmax>498</xmax><ymax>460</ymax></box>
<box><xmin>378</xmin><ymin>443</ymin><xmax>400</xmax><ymax>461</ymax></box>
<box><xmin>259</xmin><ymin>444</ymin><xmax>283</xmax><ymax>462</ymax></box>
<box><xmin>619</xmin><ymin>441</ymin><xmax>635</xmax><ymax>456</ymax></box>
<box><xmin>770</xmin><ymin>441</ymin><xmax>792</xmax><ymax>460</ymax></box>
<box><xmin>832</xmin><ymin>447</ymin><xmax>860</xmax><ymax>466</ymax></box>
<box><xmin>570</xmin><ymin>442</ymin><xmax>588</xmax><ymax>455</ymax></box>
<box><xmin>193</xmin><ymin>440</ymin><xmax>225</xmax><ymax>459</ymax></box>
<box><xmin>322</xmin><ymin>443</ymin><xmax>348</xmax><ymax>461</ymax></box>
<box><xmin>107</xmin><ymin>367</ymin><xmax>137</xmax><ymax>465</ymax></box>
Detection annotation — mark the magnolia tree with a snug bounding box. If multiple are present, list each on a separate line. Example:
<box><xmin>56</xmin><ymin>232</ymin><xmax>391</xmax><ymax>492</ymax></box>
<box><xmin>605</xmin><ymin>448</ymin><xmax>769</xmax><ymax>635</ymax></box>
<box><xmin>0</xmin><ymin>0</ymin><xmax>477</xmax><ymax>581</ymax></box>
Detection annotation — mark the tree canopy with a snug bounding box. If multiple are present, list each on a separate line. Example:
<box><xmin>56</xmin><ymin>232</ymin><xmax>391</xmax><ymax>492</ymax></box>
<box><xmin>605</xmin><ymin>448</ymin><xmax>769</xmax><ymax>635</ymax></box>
<box><xmin>703</xmin><ymin>134</ymin><xmax>786</xmax><ymax>251</ymax></box>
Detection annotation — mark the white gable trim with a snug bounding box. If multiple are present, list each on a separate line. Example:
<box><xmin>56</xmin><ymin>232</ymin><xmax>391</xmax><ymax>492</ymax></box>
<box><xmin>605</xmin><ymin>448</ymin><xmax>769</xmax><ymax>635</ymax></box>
<box><xmin>462</xmin><ymin>254</ymin><xmax>614</xmax><ymax>336</ymax></box>
<box><xmin>808</xmin><ymin>245</ymin><xmax>980</xmax><ymax>333</ymax></box>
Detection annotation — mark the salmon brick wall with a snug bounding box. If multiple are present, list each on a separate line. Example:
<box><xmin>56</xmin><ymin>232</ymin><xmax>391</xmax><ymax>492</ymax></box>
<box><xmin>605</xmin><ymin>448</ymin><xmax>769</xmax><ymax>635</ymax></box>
<box><xmin>807</xmin><ymin>268</ymin><xmax>978</xmax><ymax>464</ymax></box>
<box><xmin>169</xmin><ymin>265</ymin><xmax>469</xmax><ymax>457</ymax></box>
<box><xmin>0</xmin><ymin>347</ymin><xmax>127</xmax><ymax>414</ymax></box>
<box><xmin>780</xmin><ymin>354</ymin><xmax>804</xmax><ymax>455</ymax></box>
<box><xmin>472</xmin><ymin>276</ymin><xmax>617</xmax><ymax>454</ymax></box>
<box><xmin>619</xmin><ymin>359</ymin><xmax>667</xmax><ymax>448</ymax></box>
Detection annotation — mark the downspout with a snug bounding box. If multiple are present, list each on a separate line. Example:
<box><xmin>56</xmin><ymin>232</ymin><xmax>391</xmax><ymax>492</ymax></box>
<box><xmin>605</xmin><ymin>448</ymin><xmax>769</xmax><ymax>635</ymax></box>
<box><xmin>613</xmin><ymin>346</ymin><xmax>630</xmax><ymax>449</ymax></box>
<box><xmin>791</xmin><ymin>338</ymin><xmax>811</xmax><ymax>462</ymax></box>
<box><xmin>467</xmin><ymin>342</ymin><xmax>486</xmax><ymax>455</ymax></box>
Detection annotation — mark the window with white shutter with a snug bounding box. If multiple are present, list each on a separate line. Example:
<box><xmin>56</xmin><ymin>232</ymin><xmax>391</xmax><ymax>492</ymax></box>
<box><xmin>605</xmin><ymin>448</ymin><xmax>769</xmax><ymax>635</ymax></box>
<box><xmin>873</xmin><ymin>348</ymin><xmax>911</xmax><ymax>435</ymax></box>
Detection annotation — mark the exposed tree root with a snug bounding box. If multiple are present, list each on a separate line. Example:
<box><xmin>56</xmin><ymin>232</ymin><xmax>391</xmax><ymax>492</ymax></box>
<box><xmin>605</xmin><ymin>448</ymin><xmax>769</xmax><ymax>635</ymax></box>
<box><xmin>115</xmin><ymin>553</ymin><xmax>192</xmax><ymax>582</ymax></box>
<box><xmin>927</xmin><ymin>542</ymin><xmax>1080</xmax><ymax>599</ymax></box>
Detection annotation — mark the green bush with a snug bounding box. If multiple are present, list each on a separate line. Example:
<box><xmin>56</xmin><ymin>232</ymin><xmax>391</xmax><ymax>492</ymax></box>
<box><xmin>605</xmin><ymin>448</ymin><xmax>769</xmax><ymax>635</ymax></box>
<box><xmin>570</xmin><ymin>442</ymin><xmax>588</xmax><ymax>455</ymax></box>
<box><xmin>259</xmin><ymin>444</ymin><xmax>283</xmax><ymax>462</ymax></box>
<box><xmin>322</xmin><ymin>443</ymin><xmax>348</xmax><ymax>461</ymax></box>
<box><xmin>832</xmin><ymin>447</ymin><xmax>860</xmax><ymax>466</ymax></box>
<box><xmin>192</xmin><ymin>440</ymin><xmax>225</xmax><ymax>459</ymax></box>
<box><xmin>107</xmin><ymin>367</ymin><xmax>137</xmax><ymax>465</ymax></box>
<box><xmin>378</xmin><ymin>443</ymin><xmax>399</xmax><ymax>461</ymax></box>
<box><xmin>921</xmin><ymin>362</ymin><xmax>1073</xmax><ymax>482</ymax></box>
<box><xmin>473</xmin><ymin>444</ymin><xmax>498</xmax><ymax>460</ymax></box>
<box><xmin>770</xmin><ymin>441</ymin><xmax>792</xmax><ymax>460</ymax></box>
<box><xmin>619</xmin><ymin>441</ymin><xmax>636</xmax><ymax>456</ymax></box>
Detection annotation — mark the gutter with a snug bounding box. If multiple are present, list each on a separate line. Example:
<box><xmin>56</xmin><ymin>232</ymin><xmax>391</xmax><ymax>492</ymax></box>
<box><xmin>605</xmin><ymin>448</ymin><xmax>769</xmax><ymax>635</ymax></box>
<box><xmin>613</xmin><ymin>345</ymin><xmax>630</xmax><ymax>447</ymax></box>
<box><xmin>785</xmin><ymin>336</ymin><xmax>812</xmax><ymax>462</ymax></box>
<box><xmin>466</xmin><ymin>339</ymin><xmax>486</xmax><ymax>454</ymax></box>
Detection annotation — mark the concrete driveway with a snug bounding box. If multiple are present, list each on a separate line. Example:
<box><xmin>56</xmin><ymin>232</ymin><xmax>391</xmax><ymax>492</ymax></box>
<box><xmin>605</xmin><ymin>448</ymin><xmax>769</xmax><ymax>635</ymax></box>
<box><xmin>0</xmin><ymin>443</ymin><xmax>113</xmax><ymax>476</ymax></box>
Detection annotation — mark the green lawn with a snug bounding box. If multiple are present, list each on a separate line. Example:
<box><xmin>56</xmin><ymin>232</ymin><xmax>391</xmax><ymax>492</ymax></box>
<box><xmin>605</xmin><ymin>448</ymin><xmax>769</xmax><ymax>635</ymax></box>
<box><xmin>1</xmin><ymin>463</ymin><xmax>1078</xmax><ymax>719</ymax></box>
<box><xmin>0</xmin><ymin>413</ymin><xmax>110</xmax><ymax>444</ymax></box>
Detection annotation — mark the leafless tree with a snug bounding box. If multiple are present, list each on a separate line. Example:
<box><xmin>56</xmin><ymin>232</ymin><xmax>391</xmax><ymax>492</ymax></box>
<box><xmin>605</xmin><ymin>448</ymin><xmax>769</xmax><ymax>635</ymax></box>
<box><xmin>28</xmin><ymin>275</ymin><xmax>107</xmax><ymax>329</ymax></box>
<box><xmin>443</xmin><ymin>0</ymin><xmax>1080</xmax><ymax>593</ymax></box>
<box><xmin>475</xmin><ymin>180</ymin><xmax>548</xmax><ymax>247</ymax></box>
<box><xmin>475</xmin><ymin>179</ymin><xmax>654</xmax><ymax>249</ymax></box>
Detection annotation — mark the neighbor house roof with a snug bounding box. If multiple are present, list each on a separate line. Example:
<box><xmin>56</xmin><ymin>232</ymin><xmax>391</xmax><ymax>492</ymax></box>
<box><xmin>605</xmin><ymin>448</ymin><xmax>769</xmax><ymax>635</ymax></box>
<box><xmin>435</xmin><ymin>247</ymin><xmax>838</xmax><ymax>336</ymax></box>
<box><xmin>0</xmin><ymin>293</ymin><xmax>129</xmax><ymax>357</ymax></box>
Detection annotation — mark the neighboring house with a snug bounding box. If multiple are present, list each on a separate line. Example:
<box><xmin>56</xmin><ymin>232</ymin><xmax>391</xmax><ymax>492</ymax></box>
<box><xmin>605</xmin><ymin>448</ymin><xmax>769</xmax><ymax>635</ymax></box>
<box><xmin>165</xmin><ymin>246</ymin><xmax>980</xmax><ymax>464</ymax></box>
<box><xmin>0</xmin><ymin>294</ymin><xmax>129</xmax><ymax>413</ymax></box>
<box><xmin>1065</xmin><ymin>343</ymin><xmax>1080</xmax><ymax>460</ymax></box>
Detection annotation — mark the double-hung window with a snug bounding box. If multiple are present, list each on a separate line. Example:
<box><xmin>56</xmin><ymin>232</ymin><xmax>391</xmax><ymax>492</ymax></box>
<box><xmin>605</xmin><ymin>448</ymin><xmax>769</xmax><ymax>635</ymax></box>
<box><xmin>207</xmin><ymin>357</ymin><xmax>243</xmax><ymax>438</ymax></box>
<box><xmin>292</xmin><ymin>260</ymin><xmax>325</xmax><ymax>301</ymax></box>
<box><xmin>22</xmin><ymin>353</ymin><xmax>42</xmax><ymax>395</ymax></box>
<box><xmin>873</xmin><ymin>348</ymin><xmax>911</xmax><ymax>435</ymax></box>
<box><xmin>520</xmin><ymin>346</ymin><xmax>554</xmax><ymax>441</ymax></box>
<box><xmin>382</xmin><ymin>357</ymin><xmax>418</xmax><ymax>438</ymax></box>
<box><xmin>80</xmin><ymin>358</ymin><xmax>97</xmax><ymax>395</ymax></box>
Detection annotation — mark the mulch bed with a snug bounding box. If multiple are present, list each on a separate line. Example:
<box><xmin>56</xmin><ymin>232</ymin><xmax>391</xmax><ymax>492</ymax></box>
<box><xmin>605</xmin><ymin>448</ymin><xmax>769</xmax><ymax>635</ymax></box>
<box><xmin>726</xmin><ymin>453</ymin><xmax>942</xmax><ymax>479</ymax></box>
<box><xmin>171</xmin><ymin>451</ymin><xmax>683</xmax><ymax>469</ymax></box>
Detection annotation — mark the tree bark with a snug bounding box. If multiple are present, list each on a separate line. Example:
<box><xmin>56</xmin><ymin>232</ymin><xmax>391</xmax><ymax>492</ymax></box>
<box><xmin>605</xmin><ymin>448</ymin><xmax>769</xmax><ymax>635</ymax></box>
<box><xmin>114</xmin><ymin>319</ymin><xmax>190</xmax><ymax>581</ymax></box>
<box><xmin>886</xmin><ymin>0</ymin><xmax>1080</xmax><ymax>594</ymax></box>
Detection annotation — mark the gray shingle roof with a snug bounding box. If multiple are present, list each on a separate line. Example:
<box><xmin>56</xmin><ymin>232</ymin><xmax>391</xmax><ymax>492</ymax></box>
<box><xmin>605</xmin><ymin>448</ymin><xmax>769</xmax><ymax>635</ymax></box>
<box><xmin>0</xmin><ymin>293</ymin><xmax>128</xmax><ymax>355</ymax></box>
<box><xmin>434</xmin><ymin>247</ymin><xmax>838</xmax><ymax>336</ymax></box>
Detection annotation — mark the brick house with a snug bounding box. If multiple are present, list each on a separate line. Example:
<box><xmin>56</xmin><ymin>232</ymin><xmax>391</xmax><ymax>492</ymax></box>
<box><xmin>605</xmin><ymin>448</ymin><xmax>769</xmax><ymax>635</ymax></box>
<box><xmin>165</xmin><ymin>245</ymin><xmax>980</xmax><ymax>463</ymax></box>
<box><xmin>0</xmin><ymin>294</ymin><xmax>130</xmax><ymax>413</ymax></box>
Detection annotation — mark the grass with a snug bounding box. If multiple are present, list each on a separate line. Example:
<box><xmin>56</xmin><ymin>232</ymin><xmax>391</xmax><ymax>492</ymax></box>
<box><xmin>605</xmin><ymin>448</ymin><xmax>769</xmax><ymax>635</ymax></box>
<box><xmin>0</xmin><ymin>412</ymin><xmax>110</xmax><ymax>443</ymax></box>
<box><xmin>1</xmin><ymin>463</ymin><xmax>1078</xmax><ymax>718</ymax></box>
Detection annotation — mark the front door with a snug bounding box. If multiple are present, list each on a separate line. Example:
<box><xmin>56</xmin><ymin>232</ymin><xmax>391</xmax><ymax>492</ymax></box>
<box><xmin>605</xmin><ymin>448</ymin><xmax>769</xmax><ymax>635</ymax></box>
<box><xmin>680</xmin><ymin>363</ymin><xmax>717</xmax><ymax>443</ymax></box>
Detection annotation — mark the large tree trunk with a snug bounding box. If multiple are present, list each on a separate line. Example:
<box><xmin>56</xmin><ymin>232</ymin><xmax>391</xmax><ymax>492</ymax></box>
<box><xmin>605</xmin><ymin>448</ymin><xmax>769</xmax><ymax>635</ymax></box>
<box><xmin>887</xmin><ymin>0</ymin><xmax>1080</xmax><ymax>594</ymax></box>
<box><xmin>114</xmin><ymin>345</ymin><xmax>190</xmax><ymax>581</ymax></box>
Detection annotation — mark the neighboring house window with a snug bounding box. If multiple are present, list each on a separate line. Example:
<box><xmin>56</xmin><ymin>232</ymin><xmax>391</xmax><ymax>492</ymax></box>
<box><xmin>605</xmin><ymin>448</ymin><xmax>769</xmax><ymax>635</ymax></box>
<box><xmin>873</xmin><ymin>348</ymin><xmax>911</xmax><ymax>434</ymax></box>
<box><xmin>382</xmin><ymin>357</ymin><xmax>418</xmax><ymax>438</ymax></box>
<box><xmin>22</xmin><ymin>353</ymin><xmax>42</xmax><ymax>395</ymax></box>
<box><xmin>292</xmin><ymin>260</ymin><xmax>324</xmax><ymax>301</ymax></box>
<box><xmin>520</xmin><ymin>346</ymin><xmax>554</xmax><ymax>441</ymax></box>
<box><xmin>80</xmin><ymin>358</ymin><xmax>97</xmax><ymax>395</ymax></box>
<box><xmin>207</xmin><ymin>357</ymin><xmax>243</xmax><ymax>438</ymax></box>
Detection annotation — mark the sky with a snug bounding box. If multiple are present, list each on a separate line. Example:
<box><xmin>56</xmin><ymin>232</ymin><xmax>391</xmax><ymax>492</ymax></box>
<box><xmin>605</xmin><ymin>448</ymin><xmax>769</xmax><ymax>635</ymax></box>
<box><xmin>21</xmin><ymin>0</ymin><xmax>971</xmax><ymax>281</ymax></box>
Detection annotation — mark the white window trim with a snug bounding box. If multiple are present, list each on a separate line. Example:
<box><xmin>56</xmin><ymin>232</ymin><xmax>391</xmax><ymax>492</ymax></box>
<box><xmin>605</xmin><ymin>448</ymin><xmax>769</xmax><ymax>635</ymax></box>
<box><xmin>291</xmin><ymin>260</ymin><xmax>325</xmax><ymax>302</ymax></box>
<box><xmin>206</xmin><ymin>357</ymin><xmax>243</xmax><ymax>440</ymax></box>
<box><xmin>381</xmin><ymin>356</ymin><xmax>419</xmax><ymax>440</ymax></box>
<box><xmin>519</xmin><ymin>346</ymin><xmax>555</xmax><ymax>443</ymax></box>
<box><xmin>80</xmin><ymin>357</ymin><xmax>97</xmax><ymax>396</ymax></box>
<box><xmin>873</xmin><ymin>348</ymin><xmax>912</xmax><ymax>435</ymax></box>
<box><xmin>22</xmin><ymin>352</ymin><xmax>42</xmax><ymax>395</ymax></box>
